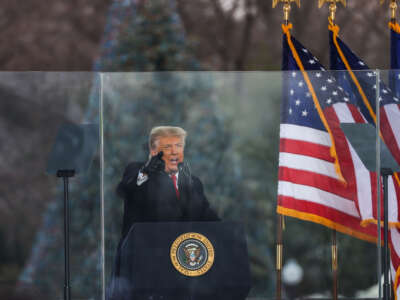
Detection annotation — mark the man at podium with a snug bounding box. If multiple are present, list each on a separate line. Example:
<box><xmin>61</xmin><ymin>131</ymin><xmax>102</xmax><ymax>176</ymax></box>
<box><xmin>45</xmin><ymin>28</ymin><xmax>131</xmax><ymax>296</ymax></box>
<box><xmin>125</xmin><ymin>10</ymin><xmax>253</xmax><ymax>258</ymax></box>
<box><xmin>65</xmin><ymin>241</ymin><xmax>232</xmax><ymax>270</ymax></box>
<box><xmin>109</xmin><ymin>126</ymin><xmax>220</xmax><ymax>300</ymax></box>
<box><xmin>117</xmin><ymin>125</ymin><xmax>220</xmax><ymax>238</ymax></box>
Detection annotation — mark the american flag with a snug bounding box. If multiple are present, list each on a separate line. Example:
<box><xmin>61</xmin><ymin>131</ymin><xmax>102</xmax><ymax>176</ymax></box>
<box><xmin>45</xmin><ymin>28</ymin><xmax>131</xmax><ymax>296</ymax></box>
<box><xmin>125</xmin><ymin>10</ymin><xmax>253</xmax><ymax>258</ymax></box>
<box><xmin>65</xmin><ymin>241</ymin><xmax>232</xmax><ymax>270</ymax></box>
<box><xmin>330</xmin><ymin>25</ymin><xmax>400</xmax><ymax>168</ymax></box>
<box><xmin>278</xmin><ymin>24</ymin><xmax>378</xmax><ymax>242</ymax></box>
<box><xmin>388</xmin><ymin>21</ymin><xmax>400</xmax><ymax>167</ymax></box>
<box><xmin>329</xmin><ymin>23</ymin><xmax>400</xmax><ymax>299</ymax></box>
<box><xmin>390</xmin><ymin>21</ymin><xmax>400</xmax><ymax>97</ymax></box>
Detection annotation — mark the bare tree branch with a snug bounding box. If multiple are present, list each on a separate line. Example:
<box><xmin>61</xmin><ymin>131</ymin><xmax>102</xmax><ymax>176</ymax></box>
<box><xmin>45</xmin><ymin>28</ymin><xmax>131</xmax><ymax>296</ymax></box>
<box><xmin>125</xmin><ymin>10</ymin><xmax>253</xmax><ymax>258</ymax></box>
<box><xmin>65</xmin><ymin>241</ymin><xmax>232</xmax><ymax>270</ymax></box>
<box><xmin>235</xmin><ymin>0</ymin><xmax>256</xmax><ymax>70</ymax></box>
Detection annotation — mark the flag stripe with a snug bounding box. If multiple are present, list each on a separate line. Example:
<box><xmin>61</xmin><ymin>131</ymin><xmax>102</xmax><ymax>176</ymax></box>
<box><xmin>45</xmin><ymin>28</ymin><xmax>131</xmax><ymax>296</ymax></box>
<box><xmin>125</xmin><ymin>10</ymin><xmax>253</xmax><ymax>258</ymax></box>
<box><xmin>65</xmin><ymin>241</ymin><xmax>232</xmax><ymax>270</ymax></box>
<box><xmin>392</xmin><ymin>262</ymin><xmax>397</xmax><ymax>287</ymax></box>
<box><xmin>349</xmin><ymin>104</ymin><xmax>367</xmax><ymax>123</ymax></box>
<box><xmin>280</xmin><ymin>124</ymin><xmax>331</xmax><ymax>146</ymax></box>
<box><xmin>390</xmin><ymin>226</ymin><xmax>400</xmax><ymax>300</ymax></box>
<box><xmin>331</xmin><ymin>103</ymin><xmax>377</xmax><ymax>223</ymax></box>
<box><xmin>279</xmin><ymin>152</ymin><xmax>339</xmax><ymax>179</ymax></box>
<box><xmin>348</xmin><ymin>143</ymin><xmax>374</xmax><ymax>220</ymax></box>
<box><xmin>333</xmin><ymin>102</ymin><xmax>354</xmax><ymax>122</ymax></box>
<box><xmin>371</xmin><ymin>172</ymin><xmax>378</xmax><ymax>223</ymax></box>
<box><xmin>394</xmin><ymin>177</ymin><xmax>400</xmax><ymax>224</ymax></box>
<box><xmin>279</xmin><ymin>167</ymin><xmax>356</xmax><ymax>200</ymax></box>
<box><xmin>391</xmin><ymin>229</ymin><xmax>400</xmax><ymax>262</ymax></box>
<box><xmin>278</xmin><ymin>198</ymin><xmax>376</xmax><ymax>238</ymax></box>
<box><xmin>390</xmin><ymin>241</ymin><xmax>400</xmax><ymax>271</ymax></box>
<box><xmin>280</xmin><ymin>138</ymin><xmax>333</xmax><ymax>162</ymax></box>
<box><xmin>278</xmin><ymin>180</ymin><xmax>360</xmax><ymax>217</ymax></box>
<box><xmin>389</xmin><ymin>177</ymin><xmax>399</xmax><ymax>223</ymax></box>
<box><xmin>278</xmin><ymin>198</ymin><xmax>360</xmax><ymax>226</ymax></box>
<box><xmin>381</xmin><ymin>104</ymin><xmax>400</xmax><ymax>163</ymax></box>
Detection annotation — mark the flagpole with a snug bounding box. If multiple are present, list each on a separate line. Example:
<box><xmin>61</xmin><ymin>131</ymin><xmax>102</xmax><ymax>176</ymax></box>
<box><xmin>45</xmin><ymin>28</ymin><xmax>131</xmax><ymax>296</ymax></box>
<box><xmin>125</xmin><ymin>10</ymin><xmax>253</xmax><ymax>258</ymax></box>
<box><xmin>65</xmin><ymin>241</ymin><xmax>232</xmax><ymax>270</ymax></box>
<box><xmin>317</xmin><ymin>3</ymin><xmax>346</xmax><ymax>300</ymax></box>
<box><xmin>273</xmin><ymin>0</ymin><xmax>301</xmax><ymax>25</ymax></box>
<box><xmin>332</xmin><ymin>230</ymin><xmax>338</xmax><ymax>300</ymax></box>
<box><xmin>391</xmin><ymin>0</ymin><xmax>397</xmax><ymax>22</ymax></box>
<box><xmin>376</xmin><ymin>70</ymin><xmax>383</xmax><ymax>300</ymax></box>
<box><xmin>272</xmin><ymin>2</ymin><xmax>301</xmax><ymax>298</ymax></box>
<box><xmin>380</xmin><ymin>0</ymin><xmax>398</xmax><ymax>23</ymax></box>
<box><xmin>276</xmin><ymin>214</ymin><xmax>283</xmax><ymax>300</ymax></box>
<box><xmin>381</xmin><ymin>3</ymin><xmax>398</xmax><ymax>300</ymax></box>
<box><xmin>318</xmin><ymin>0</ymin><xmax>346</xmax><ymax>25</ymax></box>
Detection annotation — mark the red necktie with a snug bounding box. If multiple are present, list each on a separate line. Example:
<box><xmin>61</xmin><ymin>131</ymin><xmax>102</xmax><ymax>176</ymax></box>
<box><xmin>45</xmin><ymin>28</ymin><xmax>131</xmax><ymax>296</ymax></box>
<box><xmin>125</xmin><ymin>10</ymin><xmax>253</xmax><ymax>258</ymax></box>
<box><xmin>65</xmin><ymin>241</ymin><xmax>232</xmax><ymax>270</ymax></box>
<box><xmin>171</xmin><ymin>174</ymin><xmax>180</xmax><ymax>199</ymax></box>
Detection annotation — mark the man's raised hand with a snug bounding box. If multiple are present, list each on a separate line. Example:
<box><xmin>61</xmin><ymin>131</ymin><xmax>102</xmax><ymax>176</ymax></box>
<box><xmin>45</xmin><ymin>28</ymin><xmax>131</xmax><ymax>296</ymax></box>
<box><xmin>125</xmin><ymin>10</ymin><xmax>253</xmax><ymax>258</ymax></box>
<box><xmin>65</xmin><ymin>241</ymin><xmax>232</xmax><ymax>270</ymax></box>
<box><xmin>142</xmin><ymin>151</ymin><xmax>165</xmax><ymax>175</ymax></box>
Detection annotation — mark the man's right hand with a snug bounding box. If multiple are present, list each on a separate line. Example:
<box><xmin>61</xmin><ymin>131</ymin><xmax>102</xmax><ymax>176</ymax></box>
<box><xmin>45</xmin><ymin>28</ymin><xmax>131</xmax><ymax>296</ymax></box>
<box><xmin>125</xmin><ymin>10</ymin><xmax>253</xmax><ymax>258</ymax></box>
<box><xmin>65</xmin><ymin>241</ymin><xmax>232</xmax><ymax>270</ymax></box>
<box><xmin>142</xmin><ymin>151</ymin><xmax>165</xmax><ymax>175</ymax></box>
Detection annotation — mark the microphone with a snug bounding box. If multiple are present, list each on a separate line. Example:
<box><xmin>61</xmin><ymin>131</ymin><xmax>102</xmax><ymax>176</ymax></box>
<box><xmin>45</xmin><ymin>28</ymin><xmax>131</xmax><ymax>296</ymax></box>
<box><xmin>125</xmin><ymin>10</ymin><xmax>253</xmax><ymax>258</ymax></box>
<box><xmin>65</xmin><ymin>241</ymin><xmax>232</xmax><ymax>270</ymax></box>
<box><xmin>178</xmin><ymin>162</ymin><xmax>193</xmax><ymax>187</ymax></box>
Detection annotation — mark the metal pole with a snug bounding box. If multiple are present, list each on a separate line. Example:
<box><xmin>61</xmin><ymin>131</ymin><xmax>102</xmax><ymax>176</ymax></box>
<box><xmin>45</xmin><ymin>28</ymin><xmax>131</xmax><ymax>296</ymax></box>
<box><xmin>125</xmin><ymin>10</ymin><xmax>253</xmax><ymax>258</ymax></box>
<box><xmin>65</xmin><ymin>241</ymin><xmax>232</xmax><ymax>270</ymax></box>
<box><xmin>376</xmin><ymin>69</ymin><xmax>382</xmax><ymax>300</ymax></box>
<box><xmin>332</xmin><ymin>230</ymin><xmax>338</xmax><ymax>300</ymax></box>
<box><xmin>58</xmin><ymin>169</ymin><xmax>75</xmax><ymax>300</ymax></box>
<box><xmin>382</xmin><ymin>170</ymin><xmax>392</xmax><ymax>300</ymax></box>
<box><xmin>390</xmin><ymin>0</ymin><xmax>397</xmax><ymax>23</ymax></box>
<box><xmin>276</xmin><ymin>214</ymin><xmax>283</xmax><ymax>300</ymax></box>
<box><xmin>100</xmin><ymin>73</ymin><xmax>106</xmax><ymax>300</ymax></box>
<box><xmin>63</xmin><ymin>176</ymin><xmax>71</xmax><ymax>300</ymax></box>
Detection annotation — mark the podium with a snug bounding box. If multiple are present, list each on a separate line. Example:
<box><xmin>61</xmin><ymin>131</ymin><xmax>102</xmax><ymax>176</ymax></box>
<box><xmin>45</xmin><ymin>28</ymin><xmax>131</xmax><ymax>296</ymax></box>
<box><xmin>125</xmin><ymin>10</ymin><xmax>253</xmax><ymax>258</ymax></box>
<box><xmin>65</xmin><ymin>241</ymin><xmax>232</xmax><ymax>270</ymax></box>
<box><xmin>118</xmin><ymin>222</ymin><xmax>251</xmax><ymax>300</ymax></box>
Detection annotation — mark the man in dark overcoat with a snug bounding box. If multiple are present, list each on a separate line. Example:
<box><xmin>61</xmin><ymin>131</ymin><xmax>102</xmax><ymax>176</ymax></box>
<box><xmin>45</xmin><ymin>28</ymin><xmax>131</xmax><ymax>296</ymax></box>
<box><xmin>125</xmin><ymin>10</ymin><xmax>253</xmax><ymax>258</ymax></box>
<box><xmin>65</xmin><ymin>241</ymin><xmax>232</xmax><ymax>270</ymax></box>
<box><xmin>108</xmin><ymin>126</ymin><xmax>219</xmax><ymax>300</ymax></box>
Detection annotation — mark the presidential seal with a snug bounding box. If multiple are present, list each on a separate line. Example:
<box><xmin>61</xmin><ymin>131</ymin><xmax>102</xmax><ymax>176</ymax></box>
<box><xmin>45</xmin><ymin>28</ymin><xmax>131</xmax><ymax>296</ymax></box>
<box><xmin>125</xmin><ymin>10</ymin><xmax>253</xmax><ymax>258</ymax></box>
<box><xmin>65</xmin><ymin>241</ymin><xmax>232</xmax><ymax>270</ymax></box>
<box><xmin>170</xmin><ymin>232</ymin><xmax>214</xmax><ymax>277</ymax></box>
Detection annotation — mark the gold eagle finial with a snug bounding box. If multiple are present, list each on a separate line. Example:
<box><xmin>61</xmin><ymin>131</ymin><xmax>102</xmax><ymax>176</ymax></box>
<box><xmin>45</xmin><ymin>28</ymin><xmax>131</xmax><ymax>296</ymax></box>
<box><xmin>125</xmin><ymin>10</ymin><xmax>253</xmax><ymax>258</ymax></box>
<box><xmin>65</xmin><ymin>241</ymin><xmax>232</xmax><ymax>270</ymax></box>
<box><xmin>380</xmin><ymin>0</ymin><xmax>398</xmax><ymax>21</ymax></box>
<box><xmin>273</xmin><ymin>0</ymin><xmax>301</xmax><ymax>23</ymax></box>
<box><xmin>318</xmin><ymin>0</ymin><xmax>346</xmax><ymax>24</ymax></box>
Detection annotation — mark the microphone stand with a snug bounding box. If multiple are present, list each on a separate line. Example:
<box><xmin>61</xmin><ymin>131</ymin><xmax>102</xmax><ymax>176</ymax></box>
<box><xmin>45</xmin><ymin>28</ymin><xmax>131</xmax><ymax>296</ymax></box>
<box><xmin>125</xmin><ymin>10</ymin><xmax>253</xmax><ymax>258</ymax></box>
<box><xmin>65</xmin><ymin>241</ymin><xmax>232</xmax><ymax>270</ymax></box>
<box><xmin>57</xmin><ymin>169</ymin><xmax>75</xmax><ymax>300</ymax></box>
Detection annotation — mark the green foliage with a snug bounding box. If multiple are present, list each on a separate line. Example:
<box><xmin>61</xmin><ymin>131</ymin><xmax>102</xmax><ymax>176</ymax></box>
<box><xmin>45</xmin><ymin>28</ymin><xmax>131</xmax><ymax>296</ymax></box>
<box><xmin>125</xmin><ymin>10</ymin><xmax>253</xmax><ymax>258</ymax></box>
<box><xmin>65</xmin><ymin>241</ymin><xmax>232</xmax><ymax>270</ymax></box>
<box><xmin>100</xmin><ymin>0</ymin><xmax>198</xmax><ymax>72</ymax></box>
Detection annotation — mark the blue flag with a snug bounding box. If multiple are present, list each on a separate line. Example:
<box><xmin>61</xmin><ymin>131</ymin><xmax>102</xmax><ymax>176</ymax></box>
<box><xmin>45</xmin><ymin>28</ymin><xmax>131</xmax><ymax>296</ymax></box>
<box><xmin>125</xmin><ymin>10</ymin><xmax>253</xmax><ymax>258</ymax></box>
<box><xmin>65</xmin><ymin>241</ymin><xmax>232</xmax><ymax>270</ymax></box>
<box><xmin>390</xmin><ymin>22</ymin><xmax>400</xmax><ymax>98</ymax></box>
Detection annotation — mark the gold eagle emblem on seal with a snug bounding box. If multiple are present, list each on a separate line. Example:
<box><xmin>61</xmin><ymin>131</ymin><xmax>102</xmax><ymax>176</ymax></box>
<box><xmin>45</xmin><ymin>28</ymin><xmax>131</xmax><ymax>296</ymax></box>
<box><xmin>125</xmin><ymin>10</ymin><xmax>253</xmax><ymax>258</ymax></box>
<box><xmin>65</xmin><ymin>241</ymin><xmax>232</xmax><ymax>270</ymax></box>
<box><xmin>170</xmin><ymin>232</ymin><xmax>214</xmax><ymax>277</ymax></box>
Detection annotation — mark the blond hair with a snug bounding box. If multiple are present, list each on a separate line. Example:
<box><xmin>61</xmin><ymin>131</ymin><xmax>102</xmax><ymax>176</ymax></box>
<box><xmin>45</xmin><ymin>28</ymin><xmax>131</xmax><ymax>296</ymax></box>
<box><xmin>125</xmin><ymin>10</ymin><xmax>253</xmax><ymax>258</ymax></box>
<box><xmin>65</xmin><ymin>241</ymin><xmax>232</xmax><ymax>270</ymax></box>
<box><xmin>149</xmin><ymin>126</ymin><xmax>187</xmax><ymax>150</ymax></box>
